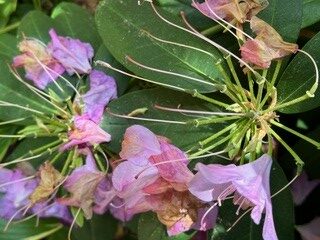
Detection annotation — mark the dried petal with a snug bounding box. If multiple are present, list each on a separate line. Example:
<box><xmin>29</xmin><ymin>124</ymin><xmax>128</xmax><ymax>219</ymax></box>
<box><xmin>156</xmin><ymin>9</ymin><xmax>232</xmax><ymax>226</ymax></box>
<box><xmin>13</xmin><ymin>39</ymin><xmax>65</xmax><ymax>89</ymax></box>
<box><xmin>29</xmin><ymin>162</ymin><xmax>63</xmax><ymax>204</ymax></box>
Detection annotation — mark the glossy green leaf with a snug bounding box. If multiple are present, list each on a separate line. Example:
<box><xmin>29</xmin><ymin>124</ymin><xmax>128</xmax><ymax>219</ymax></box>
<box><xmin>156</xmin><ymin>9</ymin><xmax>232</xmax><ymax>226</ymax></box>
<box><xmin>95</xmin><ymin>0</ymin><xmax>228</xmax><ymax>93</ymax></box>
<box><xmin>0</xmin><ymin>0</ymin><xmax>17</xmax><ymax>28</ymax></box>
<box><xmin>51</xmin><ymin>2</ymin><xmax>101</xmax><ymax>50</ymax></box>
<box><xmin>0</xmin><ymin>34</ymin><xmax>18</xmax><ymax>59</ymax></box>
<box><xmin>277</xmin><ymin>31</ymin><xmax>320</xmax><ymax>113</ymax></box>
<box><xmin>302</xmin><ymin>0</ymin><xmax>320</xmax><ymax>28</ymax></box>
<box><xmin>101</xmin><ymin>88</ymin><xmax>227</xmax><ymax>152</ymax></box>
<box><xmin>0</xmin><ymin>219</ymin><xmax>63</xmax><ymax>240</ymax></box>
<box><xmin>213</xmin><ymin>160</ymin><xmax>294</xmax><ymax>240</ymax></box>
<box><xmin>0</xmin><ymin>125</ymin><xmax>18</xmax><ymax>162</ymax></box>
<box><xmin>138</xmin><ymin>212</ymin><xmax>194</xmax><ymax>240</ymax></box>
<box><xmin>258</xmin><ymin>0</ymin><xmax>302</xmax><ymax>42</ymax></box>
<box><xmin>0</xmin><ymin>60</ymin><xmax>56</xmax><ymax>122</ymax></box>
<box><xmin>72</xmin><ymin>214</ymin><xmax>117</xmax><ymax>240</ymax></box>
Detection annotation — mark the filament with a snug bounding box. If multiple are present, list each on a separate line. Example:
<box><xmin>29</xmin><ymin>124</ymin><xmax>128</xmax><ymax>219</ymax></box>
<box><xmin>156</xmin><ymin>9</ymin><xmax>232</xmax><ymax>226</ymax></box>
<box><xmin>107</xmin><ymin>109</ymin><xmax>187</xmax><ymax>125</ymax></box>
<box><xmin>126</xmin><ymin>55</ymin><xmax>219</xmax><ymax>88</ymax></box>
<box><xmin>0</xmin><ymin>175</ymin><xmax>35</xmax><ymax>189</ymax></box>
<box><xmin>96</xmin><ymin>60</ymin><xmax>186</xmax><ymax>92</ymax></box>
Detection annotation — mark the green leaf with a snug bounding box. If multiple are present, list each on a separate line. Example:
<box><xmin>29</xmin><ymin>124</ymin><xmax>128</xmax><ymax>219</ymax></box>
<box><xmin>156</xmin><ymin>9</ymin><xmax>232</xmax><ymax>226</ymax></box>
<box><xmin>0</xmin><ymin>219</ymin><xmax>63</xmax><ymax>240</ymax></box>
<box><xmin>277</xmin><ymin>31</ymin><xmax>320</xmax><ymax>113</ymax></box>
<box><xmin>0</xmin><ymin>125</ymin><xmax>18</xmax><ymax>162</ymax></box>
<box><xmin>302</xmin><ymin>0</ymin><xmax>320</xmax><ymax>28</ymax></box>
<box><xmin>95</xmin><ymin>0</ymin><xmax>227</xmax><ymax>93</ymax></box>
<box><xmin>214</xmin><ymin>160</ymin><xmax>294</xmax><ymax>240</ymax></box>
<box><xmin>0</xmin><ymin>0</ymin><xmax>17</xmax><ymax>28</ymax></box>
<box><xmin>51</xmin><ymin>2</ymin><xmax>101</xmax><ymax>50</ymax></box>
<box><xmin>138</xmin><ymin>212</ymin><xmax>194</xmax><ymax>240</ymax></box>
<box><xmin>72</xmin><ymin>214</ymin><xmax>117</xmax><ymax>240</ymax></box>
<box><xmin>0</xmin><ymin>34</ymin><xmax>18</xmax><ymax>59</ymax></box>
<box><xmin>0</xmin><ymin>60</ymin><xmax>56</xmax><ymax>122</ymax></box>
<box><xmin>258</xmin><ymin>0</ymin><xmax>303</xmax><ymax>42</ymax></box>
<box><xmin>101</xmin><ymin>88</ymin><xmax>226</xmax><ymax>152</ymax></box>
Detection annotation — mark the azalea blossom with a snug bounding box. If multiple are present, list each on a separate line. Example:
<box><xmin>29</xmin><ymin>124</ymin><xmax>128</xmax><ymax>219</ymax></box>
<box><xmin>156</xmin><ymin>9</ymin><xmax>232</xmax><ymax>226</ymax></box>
<box><xmin>48</xmin><ymin>28</ymin><xmax>94</xmax><ymax>75</ymax></box>
<box><xmin>240</xmin><ymin>16</ymin><xmax>298</xmax><ymax>68</ymax></box>
<box><xmin>0</xmin><ymin>166</ymin><xmax>71</xmax><ymax>222</ymax></box>
<box><xmin>59</xmin><ymin>149</ymin><xmax>106</xmax><ymax>219</ymax></box>
<box><xmin>61</xmin><ymin>70</ymin><xmax>116</xmax><ymax>150</ymax></box>
<box><xmin>192</xmin><ymin>0</ymin><xmax>268</xmax><ymax>26</ymax></box>
<box><xmin>189</xmin><ymin>154</ymin><xmax>277</xmax><ymax>240</ymax></box>
<box><xmin>0</xmin><ymin>167</ymin><xmax>37</xmax><ymax>219</ymax></box>
<box><xmin>109</xmin><ymin>125</ymin><xmax>214</xmax><ymax>235</ymax></box>
<box><xmin>12</xmin><ymin>38</ymin><xmax>65</xmax><ymax>89</ymax></box>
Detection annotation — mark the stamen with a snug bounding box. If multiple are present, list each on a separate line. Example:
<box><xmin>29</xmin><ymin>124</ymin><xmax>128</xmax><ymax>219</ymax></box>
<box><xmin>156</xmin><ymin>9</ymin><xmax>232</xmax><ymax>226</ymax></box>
<box><xmin>9</xmin><ymin>66</ymin><xmax>70</xmax><ymax>116</ymax></box>
<box><xmin>271</xmin><ymin>174</ymin><xmax>299</xmax><ymax>198</ymax></box>
<box><xmin>126</xmin><ymin>55</ymin><xmax>219</xmax><ymax>88</ymax></box>
<box><xmin>217</xmin><ymin>184</ymin><xmax>236</xmax><ymax>206</ymax></box>
<box><xmin>202</xmin><ymin>0</ymin><xmax>254</xmax><ymax>41</ymax></box>
<box><xmin>0</xmin><ymin>175</ymin><xmax>35</xmax><ymax>189</ymax></box>
<box><xmin>68</xmin><ymin>208</ymin><xmax>81</xmax><ymax>240</ymax></box>
<box><xmin>29</xmin><ymin>51</ymin><xmax>65</xmax><ymax>93</ymax></box>
<box><xmin>200</xmin><ymin>202</ymin><xmax>218</xmax><ymax>229</ymax></box>
<box><xmin>0</xmin><ymin>154</ymin><xmax>44</xmax><ymax>168</ymax></box>
<box><xmin>135</xmin><ymin>150</ymin><xmax>226</xmax><ymax>179</ymax></box>
<box><xmin>96</xmin><ymin>60</ymin><xmax>186</xmax><ymax>92</ymax></box>
<box><xmin>0</xmin><ymin>100</ymin><xmax>45</xmax><ymax>115</ymax></box>
<box><xmin>0</xmin><ymin>118</ymin><xmax>26</xmax><ymax>125</ymax></box>
<box><xmin>226</xmin><ymin>208</ymin><xmax>252</xmax><ymax>232</ymax></box>
<box><xmin>141</xmin><ymin>29</ymin><xmax>215</xmax><ymax>57</ymax></box>
<box><xmin>148</xmin><ymin>2</ymin><xmax>258</xmax><ymax>76</ymax></box>
<box><xmin>107</xmin><ymin>108</ymin><xmax>187</xmax><ymax>125</ymax></box>
<box><xmin>3</xmin><ymin>205</ymin><xmax>29</xmax><ymax>231</ymax></box>
<box><xmin>154</xmin><ymin>104</ymin><xmax>244</xmax><ymax>116</ymax></box>
<box><xmin>110</xmin><ymin>202</ymin><xmax>126</xmax><ymax>209</ymax></box>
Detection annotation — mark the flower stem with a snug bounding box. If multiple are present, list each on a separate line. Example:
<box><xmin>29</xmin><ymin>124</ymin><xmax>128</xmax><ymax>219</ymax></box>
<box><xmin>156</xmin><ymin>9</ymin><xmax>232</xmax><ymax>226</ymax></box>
<box><xmin>200</xmin><ymin>24</ymin><xmax>223</xmax><ymax>36</ymax></box>
<box><xmin>225</xmin><ymin>56</ymin><xmax>248</xmax><ymax>102</ymax></box>
<box><xmin>269</xmin><ymin>128</ymin><xmax>304</xmax><ymax>168</ymax></box>
<box><xmin>189</xmin><ymin>90</ymin><xmax>230</xmax><ymax>109</ymax></box>
<box><xmin>256</xmin><ymin>70</ymin><xmax>267</xmax><ymax>110</ymax></box>
<box><xmin>198</xmin><ymin>122</ymin><xmax>237</xmax><ymax>147</ymax></box>
<box><xmin>61</xmin><ymin>149</ymin><xmax>75</xmax><ymax>175</ymax></box>
<box><xmin>190</xmin><ymin>115</ymin><xmax>241</xmax><ymax>126</ymax></box>
<box><xmin>270</xmin><ymin>60</ymin><xmax>282</xmax><ymax>86</ymax></box>
<box><xmin>271</xmin><ymin>120</ymin><xmax>320</xmax><ymax>148</ymax></box>
<box><xmin>0</xmin><ymin>21</ymin><xmax>20</xmax><ymax>34</ymax></box>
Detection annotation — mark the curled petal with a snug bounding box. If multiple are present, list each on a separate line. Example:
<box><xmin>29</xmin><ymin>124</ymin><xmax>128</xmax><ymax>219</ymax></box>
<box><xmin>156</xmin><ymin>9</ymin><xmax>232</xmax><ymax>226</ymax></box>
<box><xmin>82</xmin><ymin>70</ymin><xmax>118</xmax><ymax>123</ymax></box>
<box><xmin>48</xmin><ymin>29</ymin><xmax>94</xmax><ymax>75</ymax></box>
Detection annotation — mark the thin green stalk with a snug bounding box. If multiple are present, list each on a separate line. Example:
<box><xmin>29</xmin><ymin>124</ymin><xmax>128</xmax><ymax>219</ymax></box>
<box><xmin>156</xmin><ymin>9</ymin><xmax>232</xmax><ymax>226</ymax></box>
<box><xmin>225</xmin><ymin>56</ymin><xmax>248</xmax><ymax>102</ymax></box>
<box><xmin>61</xmin><ymin>150</ymin><xmax>75</xmax><ymax>175</ymax></box>
<box><xmin>190</xmin><ymin>90</ymin><xmax>230</xmax><ymax>109</ymax></box>
<box><xmin>267</xmin><ymin>133</ymin><xmax>273</xmax><ymax>156</ymax></box>
<box><xmin>270</xmin><ymin>60</ymin><xmax>282</xmax><ymax>86</ymax></box>
<box><xmin>94</xmin><ymin>152</ymin><xmax>106</xmax><ymax>172</ymax></box>
<box><xmin>50</xmin><ymin>152</ymin><xmax>63</xmax><ymax>165</ymax></box>
<box><xmin>191</xmin><ymin>133</ymin><xmax>233</xmax><ymax>157</ymax></box>
<box><xmin>256</xmin><ymin>70</ymin><xmax>267</xmax><ymax>110</ymax></box>
<box><xmin>271</xmin><ymin>120</ymin><xmax>320</xmax><ymax>148</ymax></box>
<box><xmin>24</xmin><ymin>139</ymin><xmax>62</xmax><ymax>157</ymax></box>
<box><xmin>269</xmin><ymin>128</ymin><xmax>304</xmax><ymax>167</ymax></box>
<box><xmin>0</xmin><ymin>21</ymin><xmax>20</xmax><ymax>34</ymax></box>
<box><xmin>201</xmin><ymin>24</ymin><xmax>223</xmax><ymax>36</ymax></box>
<box><xmin>190</xmin><ymin>115</ymin><xmax>241</xmax><ymax>126</ymax></box>
<box><xmin>248</xmin><ymin>72</ymin><xmax>257</xmax><ymax>105</ymax></box>
<box><xmin>199</xmin><ymin>122</ymin><xmax>237</xmax><ymax>146</ymax></box>
<box><xmin>272</xmin><ymin>94</ymin><xmax>311</xmax><ymax>112</ymax></box>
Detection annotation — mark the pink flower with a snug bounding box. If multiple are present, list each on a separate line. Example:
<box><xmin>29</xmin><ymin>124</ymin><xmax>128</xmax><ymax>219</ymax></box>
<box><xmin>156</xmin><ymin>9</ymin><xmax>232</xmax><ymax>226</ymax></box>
<box><xmin>61</xmin><ymin>115</ymin><xmax>111</xmax><ymax>150</ymax></box>
<box><xmin>109</xmin><ymin>125</ymin><xmax>213</xmax><ymax>235</ymax></box>
<box><xmin>240</xmin><ymin>16</ymin><xmax>298</xmax><ymax>69</ymax></box>
<box><xmin>189</xmin><ymin>154</ymin><xmax>277</xmax><ymax>240</ymax></box>
<box><xmin>13</xmin><ymin>39</ymin><xmax>65</xmax><ymax>89</ymax></box>
<box><xmin>48</xmin><ymin>29</ymin><xmax>94</xmax><ymax>75</ymax></box>
<box><xmin>82</xmin><ymin>70</ymin><xmax>117</xmax><ymax>123</ymax></box>
<box><xmin>192</xmin><ymin>0</ymin><xmax>268</xmax><ymax>25</ymax></box>
<box><xmin>296</xmin><ymin>217</ymin><xmax>320</xmax><ymax>240</ymax></box>
<box><xmin>59</xmin><ymin>150</ymin><xmax>106</xmax><ymax>219</ymax></box>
